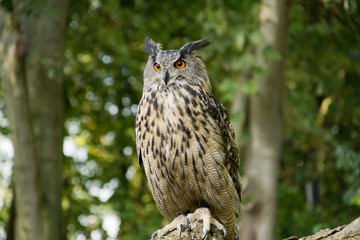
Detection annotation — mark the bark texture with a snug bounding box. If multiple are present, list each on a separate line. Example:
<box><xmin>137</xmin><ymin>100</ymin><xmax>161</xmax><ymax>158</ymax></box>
<box><xmin>0</xmin><ymin>1</ymin><xmax>69</xmax><ymax>239</ymax></box>
<box><xmin>285</xmin><ymin>217</ymin><xmax>360</xmax><ymax>240</ymax></box>
<box><xmin>152</xmin><ymin>216</ymin><xmax>360</xmax><ymax>240</ymax></box>
<box><xmin>152</xmin><ymin>219</ymin><xmax>226</xmax><ymax>240</ymax></box>
<box><xmin>239</xmin><ymin>0</ymin><xmax>287</xmax><ymax>240</ymax></box>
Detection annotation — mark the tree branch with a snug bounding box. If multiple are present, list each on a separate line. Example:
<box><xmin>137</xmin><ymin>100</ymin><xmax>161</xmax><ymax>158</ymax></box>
<box><xmin>151</xmin><ymin>216</ymin><xmax>360</xmax><ymax>240</ymax></box>
<box><xmin>151</xmin><ymin>220</ymin><xmax>225</xmax><ymax>240</ymax></box>
<box><xmin>285</xmin><ymin>217</ymin><xmax>360</xmax><ymax>240</ymax></box>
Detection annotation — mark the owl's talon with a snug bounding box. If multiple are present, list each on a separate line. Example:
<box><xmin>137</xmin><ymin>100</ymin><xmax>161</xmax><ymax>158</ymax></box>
<box><xmin>178</xmin><ymin>223</ymin><xmax>183</xmax><ymax>236</ymax></box>
<box><xmin>201</xmin><ymin>229</ymin><xmax>209</xmax><ymax>240</ymax></box>
<box><xmin>185</xmin><ymin>215</ymin><xmax>190</xmax><ymax>228</ymax></box>
<box><xmin>151</xmin><ymin>230</ymin><xmax>159</xmax><ymax>239</ymax></box>
<box><xmin>150</xmin><ymin>214</ymin><xmax>186</xmax><ymax>239</ymax></box>
<box><xmin>186</xmin><ymin>207</ymin><xmax>226</xmax><ymax>239</ymax></box>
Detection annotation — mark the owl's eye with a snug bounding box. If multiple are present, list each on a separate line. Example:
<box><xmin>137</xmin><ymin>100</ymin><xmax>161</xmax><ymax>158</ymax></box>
<box><xmin>174</xmin><ymin>60</ymin><xmax>186</xmax><ymax>69</ymax></box>
<box><xmin>153</xmin><ymin>63</ymin><xmax>161</xmax><ymax>71</ymax></box>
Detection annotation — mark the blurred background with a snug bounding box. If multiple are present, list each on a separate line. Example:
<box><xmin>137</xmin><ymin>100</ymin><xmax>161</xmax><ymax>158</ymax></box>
<box><xmin>0</xmin><ymin>0</ymin><xmax>359</xmax><ymax>240</ymax></box>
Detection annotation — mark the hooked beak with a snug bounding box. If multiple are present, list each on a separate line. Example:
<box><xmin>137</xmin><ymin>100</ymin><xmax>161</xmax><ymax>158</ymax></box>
<box><xmin>163</xmin><ymin>69</ymin><xmax>169</xmax><ymax>85</ymax></box>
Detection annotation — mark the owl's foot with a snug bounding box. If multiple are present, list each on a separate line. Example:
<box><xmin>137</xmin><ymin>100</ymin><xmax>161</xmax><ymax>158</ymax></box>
<box><xmin>151</xmin><ymin>214</ymin><xmax>187</xmax><ymax>239</ymax></box>
<box><xmin>186</xmin><ymin>207</ymin><xmax>226</xmax><ymax>240</ymax></box>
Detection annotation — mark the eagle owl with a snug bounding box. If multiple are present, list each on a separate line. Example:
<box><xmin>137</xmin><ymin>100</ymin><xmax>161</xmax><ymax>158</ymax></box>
<box><xmin>135</xmin><ymin>37</ymin><xmax>241</xmax><ymax>239</ymax></box>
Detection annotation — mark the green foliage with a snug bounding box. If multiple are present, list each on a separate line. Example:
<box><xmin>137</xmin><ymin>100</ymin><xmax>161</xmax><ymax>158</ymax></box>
<box><xmin>336</xmin><ymin>144</ymin><xmax>360</xmax><ymax>205</ymax></box>
<box><xmin>277</xmin><ymin>0</ymin><xmax>360</xmax><ymax>238</ymax></box>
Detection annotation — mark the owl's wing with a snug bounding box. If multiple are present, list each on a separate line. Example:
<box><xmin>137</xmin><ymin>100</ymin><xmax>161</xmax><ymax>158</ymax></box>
<box><xmin>135</xmin><ymin>100</ymin><xmax>144</xmax><ymax>169</ymax></box>
<box><xmin>138</xmin><ymin>148</ymin><xmax>143</xmax><ymax>168</ymax></box>
<box><xmin>208</xmin><ymin>95</ymin><xmax>242</xmax><ymax>203</ymax></box>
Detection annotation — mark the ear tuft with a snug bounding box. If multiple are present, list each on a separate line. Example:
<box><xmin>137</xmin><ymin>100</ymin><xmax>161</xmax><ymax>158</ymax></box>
<box><xmin>144</xmin><ymin>37</ymin><xmax>162</xmax><ymax>56</ymax></box>
<box><xmin>179</xmin><ymin>39</ymin><xmax>211</xmax><ymax>56</ymax></box>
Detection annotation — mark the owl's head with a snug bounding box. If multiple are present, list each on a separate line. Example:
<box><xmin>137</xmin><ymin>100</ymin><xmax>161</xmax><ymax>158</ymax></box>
<box><xmin>143</xmin><ymin>37</ymin><xmax>212</xmax><ymax>93</ymax></box>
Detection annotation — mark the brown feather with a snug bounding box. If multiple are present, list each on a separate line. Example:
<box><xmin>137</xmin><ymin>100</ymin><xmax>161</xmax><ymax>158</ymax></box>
<box><xmin>135</xmin><ymin>38</ymin><xmax>241</xmax><ymax>239</ymax></box>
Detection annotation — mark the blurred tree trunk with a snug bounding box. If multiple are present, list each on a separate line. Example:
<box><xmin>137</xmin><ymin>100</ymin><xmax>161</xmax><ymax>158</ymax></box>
<box><xmin>239</xmin><ymin>0</ymin><xmax>287</xmax><ymax>240</ymax></box>
<box><xmin>231</xmin><ymin>69</ymin><xmax>250</xmax><ymax>149</ymax></box>
<box><xmin>0</xmin><ymin>0</ymin><xmax>69</xmax><ymax>239</ymax></box>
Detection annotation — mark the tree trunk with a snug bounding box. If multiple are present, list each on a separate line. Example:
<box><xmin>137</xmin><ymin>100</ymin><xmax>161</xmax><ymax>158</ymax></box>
<box><xmin>231</xmin><ymin>69</ymin><xmax>250</xmax><ymax>149</ymax></box>
<box><xmin>239</xmin><ymin>0</ymin><xmax>287</xmax><ymax>240</ymax></box>
<box><xmin>0</xmin><ymin>0</ymin><xmax>69</xmax><ymax>239</ymax></box>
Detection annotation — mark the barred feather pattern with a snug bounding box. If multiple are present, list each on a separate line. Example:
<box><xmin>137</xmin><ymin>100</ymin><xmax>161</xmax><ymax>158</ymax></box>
<box><xmin>135</xmin><ymin>82</ymin><xmax>241</xmax><ymax>239</ymax></box>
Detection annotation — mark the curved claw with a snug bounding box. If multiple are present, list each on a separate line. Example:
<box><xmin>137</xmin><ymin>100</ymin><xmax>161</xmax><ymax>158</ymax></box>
<box><xmin>151</xmin><ymin>230</ymin><xmax>159</xmax><ymax>239</ymax></box>
<box><xmin>222</xmin><ymin>227</ymin><xmax>227</xmax><ymax>237</ymax></box>
<box><xmin>186</xmin><ymin>208</ymin><xmax>228</xmax><ymax>239</ymax></box>
<box><xmin>151</xmin><ymin>214</ymin><xmax>187</xmax><ymax>239</ymax></box>
<box><xmin>201</xmin><ymin>229</ymin><xmax>209</xmax><ymax>240</ymax></box>
<box><xmin>178</xmin><ymin>224</ymin><xmax>183</xmax><ymax>236</ymax></box>
<box><xmin>185</xmin><ymin>215</ymin><xmax>191</xmax><ymax>228</ymax></box>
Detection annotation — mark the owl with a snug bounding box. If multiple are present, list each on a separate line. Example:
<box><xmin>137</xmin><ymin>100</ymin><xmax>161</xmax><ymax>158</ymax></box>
<box><xmin>135</xmin><ymin>37</ymin><xmax>241</xmax><ymax>239</ymax></box>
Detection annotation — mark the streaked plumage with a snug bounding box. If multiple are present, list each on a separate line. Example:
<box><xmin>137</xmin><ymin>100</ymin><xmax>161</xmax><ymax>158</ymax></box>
<box><xmin>135</xmin><ymin>37</ymin><xmax>241</xmax><ymax>239</ymax></box>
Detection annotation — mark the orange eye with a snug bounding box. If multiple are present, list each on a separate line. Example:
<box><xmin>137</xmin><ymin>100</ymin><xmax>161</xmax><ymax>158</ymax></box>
<box><xmin>174</xmin><ymin>60</ymin><xmax>186</xmax><ymax>69</ymax></box>
<box><xmin>153</xmin><ymin>63</ymin><xmax>161</xmax><ymax>71</ymax></box>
